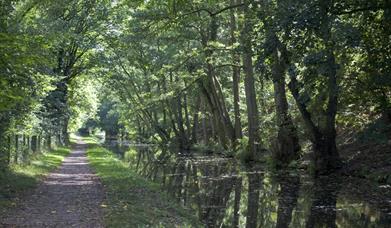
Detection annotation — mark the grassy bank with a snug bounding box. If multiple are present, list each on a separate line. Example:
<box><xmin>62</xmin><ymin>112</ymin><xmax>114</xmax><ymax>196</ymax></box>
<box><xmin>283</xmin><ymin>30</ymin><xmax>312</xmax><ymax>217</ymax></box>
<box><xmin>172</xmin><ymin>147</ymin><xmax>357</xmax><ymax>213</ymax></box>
<box><xmin>86</xmin><ymin>144</ymin><xmax>200</xmax><ymax>227</ymax></box>
<box><xmin>0</xmin><ymin>147</ymin><xmax>70</xmax><ymax>212</ymax></box>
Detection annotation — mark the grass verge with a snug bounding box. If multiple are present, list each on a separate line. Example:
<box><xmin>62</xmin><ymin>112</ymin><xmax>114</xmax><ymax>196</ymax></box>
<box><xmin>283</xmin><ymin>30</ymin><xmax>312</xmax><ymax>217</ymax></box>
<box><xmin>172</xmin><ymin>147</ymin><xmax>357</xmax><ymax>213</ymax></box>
<box><xmin>87</xmin><ymin>144</ymin><xmax>200</xmax><ymax>227</ymax></box>
<box><xmin>0</xmin><ymin>147</ymin><xmax>70</xmax><ymax>213</ymax></box>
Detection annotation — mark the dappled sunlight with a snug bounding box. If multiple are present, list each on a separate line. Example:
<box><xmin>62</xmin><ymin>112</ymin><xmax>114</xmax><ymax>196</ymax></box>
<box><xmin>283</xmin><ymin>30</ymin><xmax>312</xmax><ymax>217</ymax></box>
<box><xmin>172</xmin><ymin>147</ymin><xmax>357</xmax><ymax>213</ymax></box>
<box><xmin>0</xmin><ymin>142</ymin><xmax>104</xmax><ymax>227</ymax></box>
<box><xmin>40</xmin><ymin>148</ymin><xmax>98</xmax><ymax>186</ymax></box>
<box><xmin>44</xmin><ymin>172</ymin><xmax>97</xmax><ymax>186</ymax></box>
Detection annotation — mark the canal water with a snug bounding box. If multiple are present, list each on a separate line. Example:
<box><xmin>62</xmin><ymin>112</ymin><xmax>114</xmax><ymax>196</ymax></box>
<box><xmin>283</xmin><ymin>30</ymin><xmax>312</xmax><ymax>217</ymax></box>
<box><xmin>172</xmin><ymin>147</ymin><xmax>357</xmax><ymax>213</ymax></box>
<box><xmin>105</xmin><ymin>140</ymin><xmax>391</xmax><ymax>227</ymax></box>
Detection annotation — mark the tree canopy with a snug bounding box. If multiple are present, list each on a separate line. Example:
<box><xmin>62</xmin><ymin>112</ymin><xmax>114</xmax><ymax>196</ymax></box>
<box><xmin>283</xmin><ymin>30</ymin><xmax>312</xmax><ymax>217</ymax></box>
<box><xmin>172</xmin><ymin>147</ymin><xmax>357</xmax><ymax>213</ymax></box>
<box><xmin>1</xmin><ymin>0</ymin><xmax>390</xmax><ymax>174</ymax></box>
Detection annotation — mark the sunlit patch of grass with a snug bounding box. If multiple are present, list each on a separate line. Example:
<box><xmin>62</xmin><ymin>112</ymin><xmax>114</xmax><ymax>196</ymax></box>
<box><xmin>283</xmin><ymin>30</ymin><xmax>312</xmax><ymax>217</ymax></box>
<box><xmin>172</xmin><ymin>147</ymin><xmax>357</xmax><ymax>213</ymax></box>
<box><xmin>82</xmin><ymin>136</ymin><xmax>100</xmax><ymax>146</ymax></box>
<box><xmin>70</xmin><ymin>133</ymin><xmax>78</xmax><ymax>144</ymax></box>
<box><xmin>86</xmin><ymin>144</ymin><xmax>200</xmax><ymax>227</ymax></box>
<box><xmin>0</xmin><ymin>147</ymin><xmax>70</xmax><ymax>212</ymax></box>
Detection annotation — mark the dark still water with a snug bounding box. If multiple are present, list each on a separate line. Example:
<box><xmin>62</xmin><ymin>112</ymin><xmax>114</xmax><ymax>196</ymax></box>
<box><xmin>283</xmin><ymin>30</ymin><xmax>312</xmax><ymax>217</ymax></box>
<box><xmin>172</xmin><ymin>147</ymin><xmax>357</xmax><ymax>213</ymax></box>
<box><xmin>105</xmin><ymin>140</ymin><xmax>391</xmax><ymax>228</ymax></box>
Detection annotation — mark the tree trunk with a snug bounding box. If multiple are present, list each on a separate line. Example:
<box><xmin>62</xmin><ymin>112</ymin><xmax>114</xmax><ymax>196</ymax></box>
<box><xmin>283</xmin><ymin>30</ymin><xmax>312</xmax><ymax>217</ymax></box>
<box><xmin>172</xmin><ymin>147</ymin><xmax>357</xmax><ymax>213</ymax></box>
<box><xmin>177</xmin><ymin>95</ymin><xmax>188</xmax><ymax>150</ymax></box>
<box><xmin>288</xmin><ymin>71</ymin><xmax>340</xmax><ymax>173</ymax></box>
<box><xmin>192</xmin><ymin>96</ymin><xmax>201</xmax><ymax>144</ymax></box>
<box><xmin>7</xmin><ymin>136</ymin><xmax>11</xmax><ymax>165</ymax></box>
<box><xmin>22</xmin><ymin>135</ymin><xmax>26</xmax><ymax>162</ymax></box>
<box><xmin>230</xmin><ymin>0</ymin><xmax>243</xmax><ymax>140</ymax></box>
<box><xmin>314</xmin><ymin>1</ymin><xmax>341</xmax><ymax>173</ymax></box>
<box><xmin>199</xmin><ymin>16</ymin><xmax>236</xmax><ymax>148</ymax></box>
<box><xmin>270</xmin><ymin>35</ymin><xmax>300</xmax><ymax>165</ymax></box>
<box><xmin>0</xmin><ymin>127</ymin><xmax>9</xmax><ymax>172</ymax></box>
<box><xmin>51</xmin><ymin>79</ymin><xmax>70</xmax><ymax>146</ymax></box>
<box><xmin>62</xmin><ymin>115</ymin><xmax>70</xmax><ymax>146</ymax></box>
<box><xmin>202</xmin><ymin>98</ymin><xmax>209</xmax><ymax>144</ymax></box>
<box><xmin>38</xmin><ymin>134</ymin><xmax>42</xmax><ymax>152</ymax></box>
<box><xmin>47</xmin><ymin>134</ymin><xmax>52</xmax><ymax>150</ymax></box>
<box><xmin>57</xmin><ymin>134</ymin><xmax>62</xmax><ymax>146</ymax></box>
<box><xmin>31</xmin><ymin>135</ymin><xmax>38</xmax><ymax>153</ymax></box>
<box><xmin>14</xmin><ymin>134</ymin><xmax>19</xmax><ymax>164</ymax></box>
<box><xmin>286</xmin><ymin>1</ymin><xmax>341</xmax><ymax>174</ymax></box>
<box><xmin>240</xmin><ymin>0</ymin><xmax>263</xmax><ymax>161</ymax></box>
<box><xmin>27</xmin><ymin>136</ymin><xmax>31</xmax><ymax>152</ymax></box>
<box><xmin>183</xmin><ymin>93</ymin><xmax>192</xmax><ymax>142</ymax></box>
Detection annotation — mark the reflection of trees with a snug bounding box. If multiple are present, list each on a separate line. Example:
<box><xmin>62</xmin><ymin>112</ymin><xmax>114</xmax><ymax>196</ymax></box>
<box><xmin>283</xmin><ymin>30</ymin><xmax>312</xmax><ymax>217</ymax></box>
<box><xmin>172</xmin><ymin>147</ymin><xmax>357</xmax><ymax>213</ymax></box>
<box><xmin>164</xmin><ymin>158</ymin><xmax>240</xmax><ymax>227</ymax></box>
<box><xmin>128</xmin><ymin>145</ymin><xmax>391</xmax><ymax>228</ymax></box>
<box><xmin>258</xmin><ymin>176</ymin><xmax>279</xmax><ymax>226</ymax></box>
<box><xmin>233</xmin><ymin>176</ymin><xmax>242</xmax><ymax>227</ymax></box>
<box><xmin>275</xmin><ymin>174</ymin><xmax>300</xmax><ymax>228</ymax></box>
<box><xmin>197</xmin><ymin>161</ymin><xmax>237</xmax><ymax>227</ymax></box>
<box><xmin>135</xmin><ymin>147</ymin><xmax>171</xmax><ymax>181</ymax></box>
<box><xmin>305</xmin><ymin>176</ymin><xmax>341</xmax><ymax>228</ymax></box>
<box><xmin>246</xmin><ymin>172</ymin><xmax>263</xmax><ymax>228</ymax></box>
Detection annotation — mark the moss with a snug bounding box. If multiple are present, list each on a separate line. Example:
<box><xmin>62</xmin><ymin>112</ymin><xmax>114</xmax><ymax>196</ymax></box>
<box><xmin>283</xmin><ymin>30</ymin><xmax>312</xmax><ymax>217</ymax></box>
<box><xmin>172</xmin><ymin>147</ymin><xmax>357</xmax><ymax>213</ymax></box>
<box><xmin>86</xmin><ymin>144</ymin><xmax>200</xmax><ymax>227</ymax></box>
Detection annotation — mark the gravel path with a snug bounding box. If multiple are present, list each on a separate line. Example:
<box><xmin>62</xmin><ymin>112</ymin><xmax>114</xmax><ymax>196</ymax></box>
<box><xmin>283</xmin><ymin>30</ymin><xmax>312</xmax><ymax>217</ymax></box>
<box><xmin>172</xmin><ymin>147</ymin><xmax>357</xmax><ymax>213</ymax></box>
<box><xmin>0</xmin><ymin>140</ymin><xmax>105</xmax><ymax>227</ymax></box>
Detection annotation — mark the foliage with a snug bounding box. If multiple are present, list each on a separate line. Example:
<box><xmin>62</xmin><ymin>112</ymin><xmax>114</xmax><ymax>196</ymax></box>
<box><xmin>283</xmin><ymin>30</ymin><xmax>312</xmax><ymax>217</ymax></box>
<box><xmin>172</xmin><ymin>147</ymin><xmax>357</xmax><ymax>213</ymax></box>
<box><xmin>68</xmin><ymin>75</ymin><xmax>100</xmax><ymax>132</ymax></box>
<box><xmin>1</xmin><ymin>0</ymin><xmax>390</xmax><ymax>174</ymax></box>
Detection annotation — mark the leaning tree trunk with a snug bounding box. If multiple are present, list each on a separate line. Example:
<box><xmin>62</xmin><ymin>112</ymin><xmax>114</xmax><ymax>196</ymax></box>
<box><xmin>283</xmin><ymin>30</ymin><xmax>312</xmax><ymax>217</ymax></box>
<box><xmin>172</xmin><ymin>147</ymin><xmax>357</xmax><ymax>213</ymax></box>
<box><xmin>287</xmin><ymin>1</ymin><xmax>341</xmax><ymax>174</ymax></box>
<box><xmin>197</xmin><ymin>16</ymin><xmax>236</xmax><ymax>149</ymax></box>
<box><xmin>288</xmin><ymin>71</ymin><xmax>340</xmax><ymax>174</ymax></box>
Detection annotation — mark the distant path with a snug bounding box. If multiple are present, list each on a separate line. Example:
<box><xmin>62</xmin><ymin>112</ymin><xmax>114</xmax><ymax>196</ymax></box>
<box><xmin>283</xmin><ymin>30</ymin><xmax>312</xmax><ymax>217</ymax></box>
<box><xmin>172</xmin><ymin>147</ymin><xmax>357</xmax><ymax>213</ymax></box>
<box><xmin>1</xmin><ymin>140</ymin><xmax>105</xmax><ymax>227</ymax></box>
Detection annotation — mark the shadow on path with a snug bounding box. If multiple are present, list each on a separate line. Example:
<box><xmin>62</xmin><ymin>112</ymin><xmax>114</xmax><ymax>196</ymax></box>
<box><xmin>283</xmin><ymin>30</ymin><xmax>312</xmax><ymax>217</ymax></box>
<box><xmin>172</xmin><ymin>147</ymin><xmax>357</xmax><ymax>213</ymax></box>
<box><xmin>0</xmin><ymin>140</ymin><xmax>105</xmax><ymax>228</ymax></box>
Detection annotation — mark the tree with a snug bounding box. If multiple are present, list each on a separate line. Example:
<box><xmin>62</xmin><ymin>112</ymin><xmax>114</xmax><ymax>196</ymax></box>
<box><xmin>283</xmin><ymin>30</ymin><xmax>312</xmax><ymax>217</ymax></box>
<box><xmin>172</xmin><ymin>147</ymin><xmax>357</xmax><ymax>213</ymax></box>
<box><xmin>38</xmin><ymin>0</ymin><xmax>110</xmax><ymax>145</ymax></box>
<box><xmin>240</xmin><ymin>0</ymin><xmax>264</xmax><ymax>161</ymax></box>
<box><xmin>0</xmin><ymin>0</ymin><xmax>55</xmax><ymax>171</ymax></box>
<box><xmin>255</xmin><ymin>0</ymin><xmax>301</xmax><ymax>165</ymax></box>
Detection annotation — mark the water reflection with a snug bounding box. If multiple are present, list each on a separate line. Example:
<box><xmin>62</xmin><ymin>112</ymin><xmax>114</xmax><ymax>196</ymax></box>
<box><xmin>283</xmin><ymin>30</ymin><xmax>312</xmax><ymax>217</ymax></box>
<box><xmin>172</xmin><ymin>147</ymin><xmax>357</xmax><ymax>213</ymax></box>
<box><xmin>305</xmin><ymin>176</ymin><xmax>341</xmax><ymax>228</ymax></box>
<box><xmin>275</xmin><ymin>174</ymin><xmax>300</xmax><ymax>228</ymax></box>
<box><xmin>106</xmin><ymin>141</ymin><xmax>391</xmax><ymax>228</ymax></box>
<box><xmin>246</xmin><ymin>171</ymin><xmax>262</xmax><ymax>228</ymax></box>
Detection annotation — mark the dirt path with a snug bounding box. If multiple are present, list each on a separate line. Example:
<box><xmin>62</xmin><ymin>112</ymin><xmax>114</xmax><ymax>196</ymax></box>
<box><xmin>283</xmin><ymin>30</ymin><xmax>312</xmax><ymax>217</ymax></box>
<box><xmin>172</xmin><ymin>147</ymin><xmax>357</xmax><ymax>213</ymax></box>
<box><xmin>0</xmin><ymin>140</ymin><xmax>105</xmax><ymax>227</ymax></box>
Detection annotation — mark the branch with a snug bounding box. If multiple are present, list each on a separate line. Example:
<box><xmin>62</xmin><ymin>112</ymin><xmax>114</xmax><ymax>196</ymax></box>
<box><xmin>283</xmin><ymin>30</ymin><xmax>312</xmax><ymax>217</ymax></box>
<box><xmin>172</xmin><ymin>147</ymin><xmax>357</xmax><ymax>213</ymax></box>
<box><xmin>68</xmin><ymin>66</ymin><xmax>86</xmax><ymax>80</ymax></box>
<box><xmin>179</xmin><ymin>8</ymin><xmax>212</xmax><ymax>18</ymax></box>
<box><xmin>176</xmin><ymin>2</ymin><xmax>245</xmax><ymax>19</ymax></box>
<box><xmin>287</xmin><ymin>68</ymin><xmax>323</xmax><ymax>141</ymax></box>
<box><xmin>16</xmin><ymin>1</ymin><xmax>38</xmax><ymax>24</ymax></box>
<box><xmin>214</xmin><ymin>63</ymin><xmax>242</xmax><ymax>69</ymax></box>
<box><xmin>333</xmin><ymin>6</ymin><xmax>387</xmax><ymax>15</ymax></box>
<box><xmin>210</xmin><ymin>2</ymin><xmax>245</xmax><ymax>16</ymax></box>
